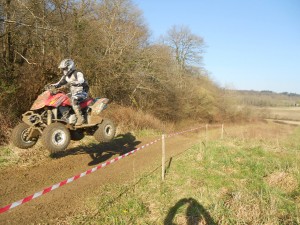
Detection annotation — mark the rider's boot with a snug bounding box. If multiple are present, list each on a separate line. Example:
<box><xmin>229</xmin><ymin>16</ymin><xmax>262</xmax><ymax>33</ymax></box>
<box><xmin>73</xmin><ymin>105</ymin><xmax>85</xmax><ymax>126</ymax></box>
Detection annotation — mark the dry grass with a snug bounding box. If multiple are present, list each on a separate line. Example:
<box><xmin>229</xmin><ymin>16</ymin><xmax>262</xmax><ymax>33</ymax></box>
<box><xmin>101</xmin><ymin>104</ymin><xmax>174</xmax><ymax>134</ymax></box>
<box><xmin>224</xmin><ymin>121</ymin><xmax>295</xmax><ymax>145</ymax></box>
<box><xmin>265</xmin><ymin>171</ymin><xmax>298</xmax><ymax>193</ymax></box>
<box><xmin>223</xmin><ymin>191</ymin><xmax>262</xmax><ymax>224</ymax></box>
<box><xmin>7</xmin><ymin>144</ymin><xmax>49</xmax><ymax>167</ymax></box>
<box><xmin>266</xmin><ymin>107</ymin><xmax>300</xmax><ymax>121</ymax></box>
<box><xmin>0</xmin><ymin>112</ymin><xmax>15</xmax><ymax>145</ymax></box>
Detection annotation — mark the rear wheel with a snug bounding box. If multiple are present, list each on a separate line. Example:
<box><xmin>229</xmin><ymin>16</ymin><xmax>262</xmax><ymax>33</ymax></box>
<box><xmin>94</xmin><ymin>119</ymin><xmax>116</xmax><ymax>143</ymax></box>
<box><xmin>42</xmin><ymin>123</ymin><xmax>71</xmax><ymax>153</ymax></box>
<box><xmin>11</xmin><ymin>123</ymin><xmax>38</xmax><ymax>149</ymax></box>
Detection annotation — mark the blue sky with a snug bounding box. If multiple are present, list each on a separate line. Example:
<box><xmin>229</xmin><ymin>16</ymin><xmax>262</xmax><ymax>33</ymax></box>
<box><xmin>133</xmin><ymin>0</ymin><xmax>300</xmax><ymax>93</ymax></box>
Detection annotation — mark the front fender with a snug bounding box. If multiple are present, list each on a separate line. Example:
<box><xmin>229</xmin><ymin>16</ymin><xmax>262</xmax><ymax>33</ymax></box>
<box><xmin>22</xmin><ymin>111</ymin><xmax>43</xmax><ymax>126</ymax></box>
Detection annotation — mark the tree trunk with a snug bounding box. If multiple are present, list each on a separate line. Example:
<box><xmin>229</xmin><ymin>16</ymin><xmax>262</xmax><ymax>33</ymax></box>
<box><xmin>5</xmin><ymin>0</ymin><xmax>14</xmax><ymax>72</ymax></box>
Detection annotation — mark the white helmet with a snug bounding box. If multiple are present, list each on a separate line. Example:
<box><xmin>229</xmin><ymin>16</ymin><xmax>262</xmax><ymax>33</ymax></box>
<box><xmin>58</xmin><ymin>59</ymin><xmax>75</xmax><ymax>75</ymax></box>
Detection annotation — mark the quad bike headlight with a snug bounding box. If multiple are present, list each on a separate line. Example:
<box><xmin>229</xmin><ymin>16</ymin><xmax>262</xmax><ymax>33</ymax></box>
<box><xmin>30</xmin><ymin>115</ymin><xmax>37</xmax><ymax>123</ymax></box>
<box><xmin>22</xmin><ymin>111</ymin><xmax>43</xmax><ymax>126</ymax></box>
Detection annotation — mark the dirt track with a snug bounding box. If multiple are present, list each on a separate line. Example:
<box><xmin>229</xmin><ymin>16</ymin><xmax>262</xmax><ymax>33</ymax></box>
<box><xmin>0</xmin><ymin>130</ymin><xmax>203</xmax><ymax>224</ymax></box>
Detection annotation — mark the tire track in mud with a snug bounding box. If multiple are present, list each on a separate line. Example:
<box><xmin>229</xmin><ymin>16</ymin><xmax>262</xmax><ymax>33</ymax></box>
<box><xmin>0</xmin><ymin>132</ymin><xmax>202</xmax><ymax>224</ymax></box>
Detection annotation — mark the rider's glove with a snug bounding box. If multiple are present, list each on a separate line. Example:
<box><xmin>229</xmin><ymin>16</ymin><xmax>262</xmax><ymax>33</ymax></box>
<box><xmin>50</xmin><ymin>84</ymin><xmax>58</xmax><ymax>88</ymax></box>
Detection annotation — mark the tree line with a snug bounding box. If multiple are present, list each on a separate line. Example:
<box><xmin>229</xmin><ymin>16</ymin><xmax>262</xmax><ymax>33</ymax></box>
<box><xmin>0</xmin><ymin>0</ymin><xmax>243</xmax><ymax>143</ymax></box>
<box><xmin>234</xmin><ymin>90</ymin><xmax>300</xmax><ymax>107</ymax></box>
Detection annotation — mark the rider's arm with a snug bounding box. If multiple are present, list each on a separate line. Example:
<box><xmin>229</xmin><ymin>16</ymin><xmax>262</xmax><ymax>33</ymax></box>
<box><xmin>52</xmin><ymin>75</ymin><xmax>67</xmax><ymax>88</ymax></box>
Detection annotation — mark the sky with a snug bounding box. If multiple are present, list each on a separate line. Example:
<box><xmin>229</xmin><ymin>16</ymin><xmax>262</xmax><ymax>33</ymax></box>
<box><xmin>133</xmin><ymin>0</ymin><xmax>300</xmax><ymax>94</ymax></box>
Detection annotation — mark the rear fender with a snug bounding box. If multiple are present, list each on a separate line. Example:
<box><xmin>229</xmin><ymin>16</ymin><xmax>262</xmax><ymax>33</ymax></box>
<box><xmin>90</xmin><ymin>98</ymin><xmax>109</xmax><ymax>115</ymax></box>
<box><xmin>87</xmin><ymin>115</ymin><xmax>103</xmax><ymax>125</ymax></box>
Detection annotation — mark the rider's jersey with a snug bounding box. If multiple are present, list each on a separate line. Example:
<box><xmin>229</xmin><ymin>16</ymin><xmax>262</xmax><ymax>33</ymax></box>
<box><xmin>54</xmin><ymin>70</ymin><xmax>89</xmax><ymax>95</ymax></box>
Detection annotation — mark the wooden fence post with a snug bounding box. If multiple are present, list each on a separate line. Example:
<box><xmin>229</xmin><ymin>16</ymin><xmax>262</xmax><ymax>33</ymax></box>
<box><xmin>205</xmin><ymin>124</ymin><xmax>208</xmax><ymax>146</ymax></box>
<box><xmin>221</xmin><ymin>124</ymin><xmax>224</xmax><ymax>139</ymax></box>
<box><xmin>162</xmin><ymin>134</ymin><xmax>166</xmax><ymax>181</ymax></box>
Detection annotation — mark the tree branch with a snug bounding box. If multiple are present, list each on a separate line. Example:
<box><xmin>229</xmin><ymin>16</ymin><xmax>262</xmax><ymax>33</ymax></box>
<box><xmin>14</xmin><ymin>51</ymin><xmax>37</xmax><ymax>65</ymax></box>
<box><xmin>0</xmin><ymin>19</ymin><xmax>57</xmax><ymax>32</ymax></box>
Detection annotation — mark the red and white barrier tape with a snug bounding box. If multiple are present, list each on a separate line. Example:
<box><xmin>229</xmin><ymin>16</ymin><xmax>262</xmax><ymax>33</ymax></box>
<box><xmin>0</xmin><ymin>139</ymin><xmax>161</xmax><ymax>214</ymax></box>
<box><xmin>0</xmin><ymin>124</ymin><xmax>210</xmax><ymax>214</ymax></box>
<box><xmin>167</xmin><ymin>126</ymin><xmax>205</xmax><ymax>138</ymax></box>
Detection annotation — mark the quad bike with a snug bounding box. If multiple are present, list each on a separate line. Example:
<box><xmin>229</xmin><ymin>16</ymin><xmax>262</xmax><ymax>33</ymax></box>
<box><xmin>11</xmin><ymin>85</ymin><xmax>116</xmax><ymax>153</ymax></box>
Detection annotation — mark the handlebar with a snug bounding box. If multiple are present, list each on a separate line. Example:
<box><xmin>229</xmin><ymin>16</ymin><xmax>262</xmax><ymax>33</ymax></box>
<box><xmin>44</xmin><ymin>84</ymin><xmax>66</xmax><ymax>95</ymax></box>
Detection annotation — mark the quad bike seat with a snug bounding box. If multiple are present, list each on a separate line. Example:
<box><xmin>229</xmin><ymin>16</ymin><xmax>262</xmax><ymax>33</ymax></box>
<box><xmin>80</xmin><ymin>98</ymin><xmax>94</xmax><ymax>109</ymax></box>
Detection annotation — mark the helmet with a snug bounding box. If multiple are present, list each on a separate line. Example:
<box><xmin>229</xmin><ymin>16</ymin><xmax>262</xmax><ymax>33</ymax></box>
<box><xmin>58</xmin><ymin>59</ymin><xmax>75</xmax><ymax>75</ymax></box>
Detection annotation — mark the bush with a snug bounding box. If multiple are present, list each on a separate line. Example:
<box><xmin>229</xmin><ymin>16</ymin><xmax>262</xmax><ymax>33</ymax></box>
<box><xmin>0</xmin><ymin>111</ymin><xmax>16</xmax><ymax>145</ymax></box>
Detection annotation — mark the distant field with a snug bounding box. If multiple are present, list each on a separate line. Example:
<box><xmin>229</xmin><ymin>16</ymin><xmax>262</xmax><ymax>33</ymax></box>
<box><xmin>265</xmin><ymin>107</ymin><xmax>300</xmax><ymax>121</ymax></box>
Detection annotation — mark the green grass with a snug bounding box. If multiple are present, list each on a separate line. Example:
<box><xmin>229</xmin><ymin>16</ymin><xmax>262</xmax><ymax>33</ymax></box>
<box><xmin>284</xmin><ymin>126</ymin><xmax>300</xmax><ymax>151</ymax></box>
<box><xmin>67</xmin><ymin>127</ymin><xmax>300</xmax><ymax>225</ymax></box>
<box><xmin>0</xmin><ymin>146</ymin><xmax>17</xmax><ymax>167</ymax></box>
<box><xmin>134</xmin><ymin>129</ymin><xmax>163</xmax><ymax>138</ymax></box>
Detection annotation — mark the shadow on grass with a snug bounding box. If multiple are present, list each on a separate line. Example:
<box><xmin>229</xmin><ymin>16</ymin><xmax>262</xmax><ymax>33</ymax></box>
<box><xmin>50</xmin><ymin>132</ymin><xmax>141</xmax><ymax>166</ymax></box>
<box><xmin>164</xmin><ymin>198</ymin><xmax>217</xmax><ymax>225</ymax></box>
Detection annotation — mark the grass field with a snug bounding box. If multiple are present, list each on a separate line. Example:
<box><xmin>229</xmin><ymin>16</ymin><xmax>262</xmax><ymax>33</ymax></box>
<box><xmin>265</xmin><ymin>107</ymin><xmax>300</xmax><ymax>121</ymax></box>
<box><xmin>64</xmin><ymin>122</ymin><xmax>300</xmax><ymax>224</ymax></box>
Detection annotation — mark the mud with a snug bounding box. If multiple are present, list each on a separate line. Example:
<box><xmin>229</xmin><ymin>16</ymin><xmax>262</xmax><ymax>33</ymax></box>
<box><xmin>0</xmin><ymin>131</ymin><xmax>202</xmax><ymax>224</ymax></box>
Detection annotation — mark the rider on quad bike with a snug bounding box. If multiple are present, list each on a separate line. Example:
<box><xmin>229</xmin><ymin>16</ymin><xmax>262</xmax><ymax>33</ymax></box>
<box><xmin>11</xmin><ymin>59</ymin><xmax>116</xmax><ymax>154</ymax></box>
<box><xmin>52</xmin><ymin>59</ymin><xmax>88</xmax><ymax>126</ymax></box>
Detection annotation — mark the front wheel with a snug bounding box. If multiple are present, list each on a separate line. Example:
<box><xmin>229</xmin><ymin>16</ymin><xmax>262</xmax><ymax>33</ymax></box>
<box><xmin>42</xmin><ymin>123</ymin><xmax>71</xmax><ymax>154</ymax></box>
<box><xmin>94</xmin><ymin>119</ymin><xmax>116</xmax><ymax>143</ymax></box>
<box><xmin>11</xmin><ymin>123</ymin><xmax>38</xmax><ymax>149</ymax></box>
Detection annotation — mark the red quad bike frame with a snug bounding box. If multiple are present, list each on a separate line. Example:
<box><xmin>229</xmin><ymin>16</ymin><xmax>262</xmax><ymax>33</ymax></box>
<box><xmin>11</xmin><ymin>86</ymin><xmax>116</xmax><ymax>154</ymax></box>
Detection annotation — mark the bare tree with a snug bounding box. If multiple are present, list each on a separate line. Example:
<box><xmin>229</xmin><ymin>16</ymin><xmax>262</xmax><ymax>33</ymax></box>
<box><xmin>161</xmin><ymin>25</ymin><xmax>204</xmax><ymax>70</ymax></box>
<box><xmin>0</xmin><ymin>0</ymin><xmax>237</xmax><ymax>144</ymax></box>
